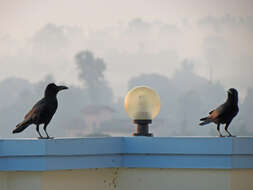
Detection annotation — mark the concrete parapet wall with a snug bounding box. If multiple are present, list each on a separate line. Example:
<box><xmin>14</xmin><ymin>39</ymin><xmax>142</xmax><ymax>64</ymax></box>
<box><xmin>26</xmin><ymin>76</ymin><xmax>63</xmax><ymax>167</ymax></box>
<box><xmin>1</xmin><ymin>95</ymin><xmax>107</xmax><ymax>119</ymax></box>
<box><xmin>0</xmin><ymin>137</ymin><xmax>253</xmax><ymax>189</ymax></box>
<box><xmin>1</xmin><ymin>137</ymin><xmax>253</xmax><ymax>170</ymax></box>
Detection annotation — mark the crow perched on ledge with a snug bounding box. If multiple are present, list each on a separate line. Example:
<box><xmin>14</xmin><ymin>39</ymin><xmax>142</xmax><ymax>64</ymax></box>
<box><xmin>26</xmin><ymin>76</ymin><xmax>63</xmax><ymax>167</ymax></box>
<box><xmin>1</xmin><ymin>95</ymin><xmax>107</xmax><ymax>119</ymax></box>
<box><xmin>13</xmin><ymin>83</ymin><xmax>68</xmax><ymax>139</ymax></box>
<box><xmin>199</xmin><ymin>88</ymin><xmax>239</xmax><ymax>137</ymax></box>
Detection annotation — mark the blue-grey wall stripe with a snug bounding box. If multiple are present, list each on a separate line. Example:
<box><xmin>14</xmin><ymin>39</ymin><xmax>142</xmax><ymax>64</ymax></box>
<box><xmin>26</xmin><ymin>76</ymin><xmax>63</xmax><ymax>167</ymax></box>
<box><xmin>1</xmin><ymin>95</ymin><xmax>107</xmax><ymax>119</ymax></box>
<box><xmin>0</xmin><ymin>137</ymin><xmax>253</xmax><ymax>171</ymax></box>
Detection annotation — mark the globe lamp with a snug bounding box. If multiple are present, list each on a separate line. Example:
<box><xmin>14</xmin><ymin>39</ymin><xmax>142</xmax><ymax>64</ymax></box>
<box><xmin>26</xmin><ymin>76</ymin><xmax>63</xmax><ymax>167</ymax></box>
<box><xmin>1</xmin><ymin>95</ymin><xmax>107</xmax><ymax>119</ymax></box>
<box><xmin>124</xmin><ymin>86</ymin><xmax>160</xmax><ymax>136</ymax></box>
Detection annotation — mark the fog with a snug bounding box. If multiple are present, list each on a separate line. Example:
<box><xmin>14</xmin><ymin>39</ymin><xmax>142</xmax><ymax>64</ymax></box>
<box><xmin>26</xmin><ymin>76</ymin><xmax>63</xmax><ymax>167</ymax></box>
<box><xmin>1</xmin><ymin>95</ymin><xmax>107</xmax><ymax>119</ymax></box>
<box><xmin>1</xmin><ymin>16</ymin><xmax>253</xmax><ymax>97</ymax></box>
<box><xmin>0</xmin><ymin>1</ymin><xmax>253</xmax><ymax>137</ymax></box>
<box><xmin>0</xmin><ymin>53</ymin><xmax>253</xmax><ymax>138</ymax></box>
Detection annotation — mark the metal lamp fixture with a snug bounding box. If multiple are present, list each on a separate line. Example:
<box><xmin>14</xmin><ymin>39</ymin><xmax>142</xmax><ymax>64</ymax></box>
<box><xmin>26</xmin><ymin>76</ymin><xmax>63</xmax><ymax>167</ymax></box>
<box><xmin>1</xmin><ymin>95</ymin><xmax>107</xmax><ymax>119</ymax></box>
<box><xmin>124</xmin><ymin>86</ymin><xmax>161</xmax><ymax>137</ymax></box>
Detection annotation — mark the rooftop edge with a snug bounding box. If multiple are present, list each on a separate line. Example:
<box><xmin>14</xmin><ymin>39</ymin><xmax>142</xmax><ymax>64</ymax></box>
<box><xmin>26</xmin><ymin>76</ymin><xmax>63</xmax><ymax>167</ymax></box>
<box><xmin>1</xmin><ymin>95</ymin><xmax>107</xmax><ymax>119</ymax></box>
<box><xmin>0</xmin><ymin>137</ymin><xmax>253</xmax><ymax>171</ymax></box>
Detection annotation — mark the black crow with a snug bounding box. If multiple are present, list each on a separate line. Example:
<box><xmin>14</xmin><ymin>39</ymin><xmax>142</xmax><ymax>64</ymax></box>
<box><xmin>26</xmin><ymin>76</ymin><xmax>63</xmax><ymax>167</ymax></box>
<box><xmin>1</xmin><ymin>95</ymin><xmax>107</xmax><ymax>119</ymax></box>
<box><xmin>13</xmin><ymin>83</ymin><xmax>68</xmax><ymax>139</ymax></box>
<box><xmin>199</xmin><ymin>88</ymin><xmax>239</xmax><ymax>137</ymax></box>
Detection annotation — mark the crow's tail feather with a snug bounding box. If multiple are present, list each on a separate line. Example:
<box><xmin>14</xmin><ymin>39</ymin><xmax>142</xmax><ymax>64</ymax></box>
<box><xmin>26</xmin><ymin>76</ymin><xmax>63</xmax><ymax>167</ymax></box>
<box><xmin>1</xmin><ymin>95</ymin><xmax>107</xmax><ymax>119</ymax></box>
<box><xmin>13</xmin><ymin>120</ymin><xmax>32</xmax><ymax>133</ymax></box>
<box><xmin>200</xmin><ymin>117</ymin><xmax>208</xmax><ymax>121</ymax></box>
<box><xmin>199</xmin><ymin>119</ymin><xmax>212</xmax><ymax>126</ymax></box>
<box><xmin>199</xmin><ymin>117</ymin><xmax>212</xmax><ymax>126</ymax></box>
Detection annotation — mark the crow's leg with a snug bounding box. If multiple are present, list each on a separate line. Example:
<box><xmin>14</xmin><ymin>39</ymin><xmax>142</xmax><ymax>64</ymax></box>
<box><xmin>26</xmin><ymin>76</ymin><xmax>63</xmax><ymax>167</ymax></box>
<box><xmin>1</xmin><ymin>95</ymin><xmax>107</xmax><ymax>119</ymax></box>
<box><xmin>225</xmin><ymin>122</ymin><xmax>234</xmax><ymax>137</ymax></box>
<box><xmin>217</xmin><ymin>123</ymin><xmax>223</xmax><ymax>137</ymax></box>
<box><xmin>36</xmin><ymin>124</ymin><xmax>43</xmax><ymax>139</ymax></box>
<box><xmin>43</xmin><ymin>124</ymin><xmax>52</xmax><ymax>139</ymax></box>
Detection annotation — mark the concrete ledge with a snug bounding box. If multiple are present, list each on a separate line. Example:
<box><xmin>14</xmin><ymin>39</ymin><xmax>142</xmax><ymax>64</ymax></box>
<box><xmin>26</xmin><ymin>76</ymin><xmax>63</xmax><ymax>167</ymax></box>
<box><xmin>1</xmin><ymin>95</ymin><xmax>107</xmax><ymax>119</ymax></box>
<box><xmin>0</xmin><ymin>137</ymin><xmax>253</xmax><ymax>171</ymax></box>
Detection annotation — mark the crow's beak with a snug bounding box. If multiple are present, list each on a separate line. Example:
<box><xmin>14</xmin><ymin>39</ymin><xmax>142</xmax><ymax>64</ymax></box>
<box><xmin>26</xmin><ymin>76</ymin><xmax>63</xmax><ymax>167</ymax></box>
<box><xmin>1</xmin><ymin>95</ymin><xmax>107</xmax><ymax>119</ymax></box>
<box><xmin>227</xmin><ymin>89</ymin><xmax>233</xmax><ymax>95</ymax></box>
<box><xmin>57</xmin><ymin>85</ymin><xmax>68</xmax><ymax>91</ymax></box>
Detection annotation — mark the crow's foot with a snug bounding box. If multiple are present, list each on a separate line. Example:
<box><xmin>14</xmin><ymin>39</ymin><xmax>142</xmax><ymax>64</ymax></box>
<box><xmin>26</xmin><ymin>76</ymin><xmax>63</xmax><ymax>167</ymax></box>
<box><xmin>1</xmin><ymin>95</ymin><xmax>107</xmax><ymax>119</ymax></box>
<box><xmin>38</xmin><ymin>136</ymin><xmax>47</xmax><ymax>139</ymax></box>
<box><xmin>46</xmin><ymin>136</ymin><xmax>54</xmax><ymax>139</ymax></box>
<box><xmin>226</xmin><ymin>135</ymin><xmax>236</xmax><ymax>137</ymax></box>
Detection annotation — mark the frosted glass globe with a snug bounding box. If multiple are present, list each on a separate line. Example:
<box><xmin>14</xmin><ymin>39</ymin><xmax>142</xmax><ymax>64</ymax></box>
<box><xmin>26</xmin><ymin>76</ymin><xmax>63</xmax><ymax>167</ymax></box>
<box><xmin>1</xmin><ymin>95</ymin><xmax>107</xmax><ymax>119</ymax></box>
<box><xmin>124</xmin><ymin>86</ymin><xmax>161</xmax><ymax>120</ymax></box>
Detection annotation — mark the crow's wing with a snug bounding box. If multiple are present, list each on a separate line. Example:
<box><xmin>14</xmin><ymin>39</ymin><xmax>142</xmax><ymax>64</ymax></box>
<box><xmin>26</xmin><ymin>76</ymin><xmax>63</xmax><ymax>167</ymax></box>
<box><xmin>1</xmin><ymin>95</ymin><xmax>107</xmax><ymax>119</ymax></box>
<box><xmin>208</xmin><ymin>103</ymin><xmax>228</xmax><ymax>121</ymax></box>
<box><xmin>24</xmin><ymin>98</ymin><xmax>46</xmax><ymax>121</ymax></box>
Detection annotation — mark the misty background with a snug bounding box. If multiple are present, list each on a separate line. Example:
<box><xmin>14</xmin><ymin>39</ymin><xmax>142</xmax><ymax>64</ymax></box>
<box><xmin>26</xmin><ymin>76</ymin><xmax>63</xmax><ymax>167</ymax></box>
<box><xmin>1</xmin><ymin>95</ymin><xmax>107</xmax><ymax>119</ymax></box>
<box><xmin>0</xmin><ymin>0</ymin><xmax>253</xmax><ymax>138</ymax></box>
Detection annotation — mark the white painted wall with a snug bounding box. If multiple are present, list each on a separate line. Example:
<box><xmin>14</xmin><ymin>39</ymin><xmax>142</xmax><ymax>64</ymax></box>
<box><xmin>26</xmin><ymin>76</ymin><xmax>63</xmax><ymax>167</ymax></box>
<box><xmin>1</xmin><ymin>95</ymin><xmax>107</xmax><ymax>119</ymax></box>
<box><xmin>0</xmin><ymin>172</ymin><xmax>42</xmax><ymax>190</ymax></box>
<box><xmin>0</xmin><ymin>168</ymin><xmax>253</xmax><ymax>190</ymax></box>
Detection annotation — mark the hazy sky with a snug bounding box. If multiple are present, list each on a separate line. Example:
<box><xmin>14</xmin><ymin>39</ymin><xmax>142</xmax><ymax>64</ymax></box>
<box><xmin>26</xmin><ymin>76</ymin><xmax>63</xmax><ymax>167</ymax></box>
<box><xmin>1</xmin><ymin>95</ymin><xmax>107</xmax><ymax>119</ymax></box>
<box><xmin>1</xmin><ymin>0</ymin><xmax>253</xmax><ymax>37</ymax></box>
<box><xmin>0</xmin><ymin>0</ymin><xmax>253</xmax><ymax>138</ymax></box>
<box><xmin>1</xmin><ymin>0</ymin><xmax>252</xmax><ymax>31</ymax></box>
<box><xmin>0</xmin><ymin>0</ymin><xmax>253</xmax><ymax>98</ymax></box>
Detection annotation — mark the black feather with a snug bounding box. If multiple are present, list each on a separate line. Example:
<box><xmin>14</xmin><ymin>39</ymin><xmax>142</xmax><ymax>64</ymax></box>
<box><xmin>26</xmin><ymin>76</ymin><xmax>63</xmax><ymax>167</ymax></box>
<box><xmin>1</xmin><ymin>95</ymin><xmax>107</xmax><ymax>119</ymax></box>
<box><xmin>13</xmin><ymin>83</ymin><xmax>68</xmax><ymax>138</ymax></box>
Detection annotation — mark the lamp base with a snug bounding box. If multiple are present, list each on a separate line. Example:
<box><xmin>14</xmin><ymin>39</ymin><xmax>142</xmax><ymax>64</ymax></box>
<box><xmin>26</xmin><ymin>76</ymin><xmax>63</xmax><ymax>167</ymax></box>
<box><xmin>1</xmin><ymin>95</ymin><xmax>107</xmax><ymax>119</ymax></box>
<box><xmin>133</xmin><ymin>120</ymin><xmax>153</xmax><ymax>137</ymax></box>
